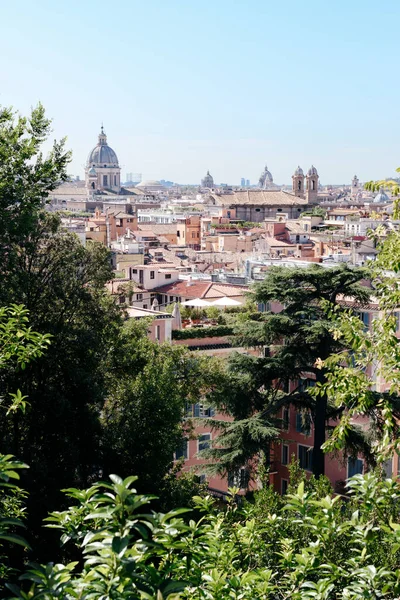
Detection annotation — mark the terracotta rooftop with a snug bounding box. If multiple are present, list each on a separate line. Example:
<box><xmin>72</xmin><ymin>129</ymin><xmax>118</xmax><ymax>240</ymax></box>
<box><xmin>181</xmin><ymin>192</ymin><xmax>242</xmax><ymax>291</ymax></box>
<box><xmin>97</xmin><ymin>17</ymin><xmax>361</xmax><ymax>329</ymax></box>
<box><xmin>208</xmin><ymin>190</ymin><xmax>308</xmax><ymax>207</ymax></box>
<box><xmin>138</xmin><ymin>223</ymin><xmax>177</xmax><ymax>234</ymax></box>
<box><xmin>152</xmin><ymin>280</ymin><xmax>248</xmax><ymax>300</ymax></box>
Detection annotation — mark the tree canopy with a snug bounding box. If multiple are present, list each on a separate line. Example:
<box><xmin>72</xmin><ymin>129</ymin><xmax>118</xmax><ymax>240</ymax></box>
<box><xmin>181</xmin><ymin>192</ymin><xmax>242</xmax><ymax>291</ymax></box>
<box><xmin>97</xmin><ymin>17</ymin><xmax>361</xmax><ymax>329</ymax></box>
<box><xmin>203</xmin><ymin>264</ymin><xmax>373</xmax><ymax>480</ymax></box>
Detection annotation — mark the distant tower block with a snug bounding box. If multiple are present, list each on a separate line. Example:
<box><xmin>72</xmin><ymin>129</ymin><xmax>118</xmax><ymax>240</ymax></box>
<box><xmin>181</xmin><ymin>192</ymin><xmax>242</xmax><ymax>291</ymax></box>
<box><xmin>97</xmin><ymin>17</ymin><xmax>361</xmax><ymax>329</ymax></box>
<box><xmin>351</xmin><ymin>175</ymin><xmax>359</xmax><ymax>198</ymax></box>
<box><xmin>306</xmin><ymin>165</ymin><xmax>319</xmax><ymax>203</ymax></box>
<box><xmin>292</xmin><ymin>166</ymin><xmax>305</xmax><ymax>198</ymax></box>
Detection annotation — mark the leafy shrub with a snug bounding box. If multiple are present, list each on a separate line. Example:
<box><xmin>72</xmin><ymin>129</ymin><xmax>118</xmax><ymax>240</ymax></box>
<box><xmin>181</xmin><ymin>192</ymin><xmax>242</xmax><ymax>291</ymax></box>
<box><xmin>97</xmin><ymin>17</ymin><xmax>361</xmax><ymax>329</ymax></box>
<box><xmin>172</xmin><ymin>326</ymin><xmax>234</xmax><ymax>340</ymax></box>
<box><xmin>4</xmin><ymin>471</ymin><xmax>400</xmax><ymax>599</ymax></box>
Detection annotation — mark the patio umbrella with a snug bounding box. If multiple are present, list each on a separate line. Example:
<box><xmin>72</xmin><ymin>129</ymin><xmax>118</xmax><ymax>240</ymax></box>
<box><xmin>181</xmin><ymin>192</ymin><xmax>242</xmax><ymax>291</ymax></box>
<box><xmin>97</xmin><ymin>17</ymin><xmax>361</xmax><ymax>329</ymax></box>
<box><xmin>210</xmin><ymin>296</ymin><xmax>242</xmax><ymax>307</ymax></box>
<box><xmin>182</xmin><ymin>298</ymin><xmax>211</xmax><ymax>307</ymax></box>
<box><xmin>151</xmin><ymin>298</ymin><xmax>159</xmax><ymax>311</ymax></box>
<box><xmin>171</xmin><ymin>303</ymin><xmax>182</xmax><ymax>330</ymax></box>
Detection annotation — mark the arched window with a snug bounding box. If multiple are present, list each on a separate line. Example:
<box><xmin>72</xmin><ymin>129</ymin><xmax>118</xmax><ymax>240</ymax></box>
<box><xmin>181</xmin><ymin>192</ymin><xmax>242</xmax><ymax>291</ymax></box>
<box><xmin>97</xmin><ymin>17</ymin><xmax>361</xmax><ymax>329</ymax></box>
<box><xmin>312</xmin><ymin>180</ymin><xmax>315</xmax><ymax>191</ymax></box>
<box><xmin>91</xmin><ymin>182</ymin><xmax>95</xmax><ymax>189</ymax></box>
<box><xmin>298</xmin><ymin>180</ymin><xmax>301</xmax><ymax>190</ymax></box>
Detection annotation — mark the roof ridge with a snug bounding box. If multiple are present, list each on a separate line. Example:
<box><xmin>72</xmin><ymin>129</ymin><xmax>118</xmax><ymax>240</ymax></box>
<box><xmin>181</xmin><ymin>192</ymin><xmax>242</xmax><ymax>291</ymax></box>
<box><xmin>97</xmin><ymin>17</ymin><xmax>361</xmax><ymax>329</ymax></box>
<box><xmin>200</xmin><ymin>282</ymin><xmax>213</xmax><ymax>298</ymax></box>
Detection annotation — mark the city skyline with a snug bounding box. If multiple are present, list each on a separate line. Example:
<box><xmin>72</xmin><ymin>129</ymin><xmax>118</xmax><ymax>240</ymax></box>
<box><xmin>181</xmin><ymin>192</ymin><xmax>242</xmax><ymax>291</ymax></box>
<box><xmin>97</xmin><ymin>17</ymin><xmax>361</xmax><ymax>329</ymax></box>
<box><xmin>1</xmin><ymin>0</ymin><xmax>400</xmax><ymax>184</ymax></box>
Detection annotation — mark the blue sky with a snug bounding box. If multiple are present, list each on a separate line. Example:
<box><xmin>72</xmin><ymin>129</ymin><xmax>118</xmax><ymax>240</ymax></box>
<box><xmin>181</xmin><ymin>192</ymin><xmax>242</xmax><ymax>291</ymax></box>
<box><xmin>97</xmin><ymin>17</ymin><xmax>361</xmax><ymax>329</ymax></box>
<box><xmin>1</xmin><ymin>0</ymin><xmax>399</xmax><ymax>185</ymax></box>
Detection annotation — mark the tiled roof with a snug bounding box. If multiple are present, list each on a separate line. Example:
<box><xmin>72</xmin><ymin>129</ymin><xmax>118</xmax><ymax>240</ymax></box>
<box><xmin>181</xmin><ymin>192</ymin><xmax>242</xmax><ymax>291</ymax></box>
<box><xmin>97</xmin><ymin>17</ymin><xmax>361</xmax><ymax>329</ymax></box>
<box><xmin>152</xmin><ymin>280</ymin><xmax>212</xmax><ymax>299</ymax></box>
<box><xmin>209</xmin><ymin>190</ymin><xmax>308</xmax><ymax>206</ymax></box>
<box><xmin>51</xmin><ymin>186</ymin><xmax>88</xmax><ymax>197</ymax></box>
<box><xmin>152</xmin><ymin>280</ymin><xmax>248</xmax><ymax>300</ymax></box>
<box><xmin>203</xmin><ymin>283</ymin><xmax>249</xmax><ymax>299</ymax></box>
<box><xmin>138</xmin><ymin>223</ymin><xmax>177</xmax><ymax>234</ymax></box>
<box><xmin>265</xmin><ymin>238</ymin><xmax>294</xmax><ymax>247</ymax></box>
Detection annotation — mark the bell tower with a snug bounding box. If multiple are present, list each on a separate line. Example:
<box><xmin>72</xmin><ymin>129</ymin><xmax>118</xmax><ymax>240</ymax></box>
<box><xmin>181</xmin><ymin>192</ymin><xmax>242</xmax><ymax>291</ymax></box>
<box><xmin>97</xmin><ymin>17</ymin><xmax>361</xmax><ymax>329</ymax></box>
<box><xmin>306</xmin><ymin>165</ymin><xmax>319</xmax><ymax>203</ymax></box>
<box><xmin>351</xmin><ymin>175</ymin><xmax>359</xmax><ymax>199</ymax></box>
<box><xmin>292</xmin><ymin>166</ymin><xmax>305</xmax><ymax>198</ymax></box>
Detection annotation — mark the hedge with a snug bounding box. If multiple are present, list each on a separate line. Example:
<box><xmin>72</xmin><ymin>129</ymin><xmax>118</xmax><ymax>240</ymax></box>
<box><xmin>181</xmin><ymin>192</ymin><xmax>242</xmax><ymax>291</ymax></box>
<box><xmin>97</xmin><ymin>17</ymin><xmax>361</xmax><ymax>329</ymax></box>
<box><xmin>172</xmin><ymin>325</ymin><xmax>234</xmax><ymax>340</ymax></box>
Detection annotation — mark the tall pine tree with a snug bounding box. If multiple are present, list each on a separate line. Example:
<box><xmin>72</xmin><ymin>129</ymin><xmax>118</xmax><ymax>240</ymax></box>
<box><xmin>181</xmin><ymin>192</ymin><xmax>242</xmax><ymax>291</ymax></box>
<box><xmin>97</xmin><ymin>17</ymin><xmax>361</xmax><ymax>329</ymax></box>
<box><xmin>204</xmin><ymin>264</ymin><xmax>373</xmax><ymax>479</ymax></box>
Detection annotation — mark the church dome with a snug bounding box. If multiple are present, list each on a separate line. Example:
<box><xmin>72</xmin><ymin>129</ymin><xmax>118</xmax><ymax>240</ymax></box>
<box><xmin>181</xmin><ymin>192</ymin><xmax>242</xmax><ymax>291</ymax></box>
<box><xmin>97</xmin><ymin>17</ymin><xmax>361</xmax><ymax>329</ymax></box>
<box><xmin>87</xmin><ymin>127</ymin><xmax>119</xmax><ymax>167</ymax></box>
<box><xmin>307</xmin><ymin>165</ymin><xmax>318</xmax><ymax>176</ymax></box>
<box><xmin>374</xmin><ymin>188</ymin><xmax>389</xmax><ymax>203</ymax></box>
<box><xmin>136</xmin><ymin>179</ymin><xmax>165</xmax><ymax>191</ymax></box>
<box><xmin>258</xmin><ymin>164</ymin><xmax>273</xmax><ymax>188</ymax></box>
<box><xmin>201</xmin><ymin>170</ymin><xmax>214</xmax><ymax>188</ymax></box>
<box><xmin>88</xmin><ymin>166</ymin><xmax>97</xmax><ymax>176</ymax></box>
<box><xmin>294</xmin><ymin>166</ymin><xmax>304</xmax><ymax>176</ymax></box>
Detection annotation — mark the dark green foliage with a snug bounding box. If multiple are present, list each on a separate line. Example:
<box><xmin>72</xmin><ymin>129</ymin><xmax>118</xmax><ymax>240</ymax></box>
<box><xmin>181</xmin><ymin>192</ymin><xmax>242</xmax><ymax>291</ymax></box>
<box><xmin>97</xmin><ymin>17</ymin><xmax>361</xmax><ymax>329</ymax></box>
<box><xmin>172</xmin><ymin>325</ymin><xmax>234</xmax><ymax>339</ymax></box>
<box><xmin>4</xmin><ymin>469</ymin><xmax>400</xmax><ymax>598</ymax></box>
<box><xmin>0</xmin><ymin>104</ymin><xmax>71</xmax><ymax>288</ymax></box>
<box><xmin>102</xmin><ymin>320</ymin><xmax>224</xmax><ymax>496</ymax></box>
<box><xmin>207</xmin><ymin>264</ymin><xmax>372</xmax><ymax>479</ymax></box>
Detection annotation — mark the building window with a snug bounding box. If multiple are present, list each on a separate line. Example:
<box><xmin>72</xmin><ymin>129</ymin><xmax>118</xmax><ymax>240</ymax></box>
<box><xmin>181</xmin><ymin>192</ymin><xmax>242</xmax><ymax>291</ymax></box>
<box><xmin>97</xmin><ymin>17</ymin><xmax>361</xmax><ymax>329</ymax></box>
<box><xmin>114</xmin><ymin>175</ymin><xmax>117</xmax><ymax>186</ymax></box>
<box><xmin>155</xmin><ymin>325</ymin><xmax>161</xmax><ymax>341</ymax></box>
<box><xmin>360</xmin><ymin>312</ymin><xmax>370</xmax><ymax>329</ymax></box>
<box><xmin>282</xmin><ymin>444</ymin><xmax>289</xmax><ymax>466</ymax></box>
<box><xmin>198</xmin><ymin>433</ymin><xmax>211</xmax><ymax>452</ymax></box>
<box><xmin>132</xmin><ymin>269</ymin><xmax>137</xmax><ymax>274</ymax></box>
<box><xmin>136</xmin><ymin>293</ymin><xmax>143</xmax><ymax>301</ymax></box>
<box><xmin>298</xmin><ymin>445</ymin><xmax>313</xmax><ymax>471</ymax></box>
<box><xmin>281</xmin><ymin>479</ymin><xmax>288</xmax><ymax>495</ymax></box>
<box><xmin>283</xmin><ymin>408</ymin><xmax>289</xmax><ymax>431</ymax></box>
<box><xmin>143</xmin><ymin>304</ymin><xmax>148</xmax><ymax>309</ymax></box>
<box><xmin>174</xmin><ymin>438</ymin><xmax>188</xmax><ymax>460</ymax></box>
<box><xmin>298</xmin><ymin>378</ymin><xmax>315</xmax><ymax>393</ymax></box>
<box><xmin>348</xmin><ymin>457</ymin><xmax>363</xmax><ymax>478</ymax></box>
<box><xmin>228</xmin><ymin>468</ymin><xmax>249</xmax><ymax>489</ymax></box>
<box><xmin>255</xmin><ymin>208</ymin><xmax>261</xmax><ymax>212</ymax></box>
<box><xmin>169</xmin><ymin>295</ymin><xmax>174</xmax><ymax>302</ymax></box>
<box><xmin>103</xmin><ymin>175</ymin><xmax>108</xmax><ymax>186</ymax></box>
<box><xmin>165</xmin><ymin>274</ymin><xmax>172</xmax><ymax>279</ymax></box>
<box><xmin>150</xmin><ymin>271</ymin><xmax>155</xmax><ymax>279</ymax></box>
<box><xmin>194</xmin><ymin>403</ymin><xmax>215</xmax><ymax>418</ymax></box>
<box><xmin>296</xmin><ymin>411</ymin><xmax>311</xmax><ymax>436</ymax></box>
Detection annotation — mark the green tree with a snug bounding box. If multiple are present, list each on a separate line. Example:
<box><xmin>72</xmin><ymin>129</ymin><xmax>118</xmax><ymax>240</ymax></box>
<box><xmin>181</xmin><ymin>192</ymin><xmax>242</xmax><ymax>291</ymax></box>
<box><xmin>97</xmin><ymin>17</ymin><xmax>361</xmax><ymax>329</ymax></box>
<box><xmin>0</xmin><ymin>104</ymin><xmax>70</xmax><ymax>292</ymax></box>
<box><xmin>0</xmin><ymin>105</ymin><xmax>124</xmax><ymax>560</ymax></box>
<box><xmin>101</xmin><ymin>319</ymin><xmax>224</xmax><ymax>496</ymax></box>
<box><xmin>321</xmin><ymin>230</ymin><xmax>400</xmax><ymax>464</ymax></box>
<box><xmin>0</xmin><ymin>219</ymin><xmax>121</xmax><ymax>559</ymax></box>
<box><xmin>205</xmin><ymin>264</ymin><xmax>372</xmax><ymax>480</ymax></box>
<box><xmin>0</xmin><ymin>306</ymin><xmax>51</xmax><ymax>586</ymax></box>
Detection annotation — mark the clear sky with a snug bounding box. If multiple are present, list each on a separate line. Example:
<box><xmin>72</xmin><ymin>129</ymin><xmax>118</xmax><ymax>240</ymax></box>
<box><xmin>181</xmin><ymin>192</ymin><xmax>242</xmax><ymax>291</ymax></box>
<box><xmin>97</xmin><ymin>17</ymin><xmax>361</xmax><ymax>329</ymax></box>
<box><xmin>1</xmin><ymin>0</ymin><xmax>399</xmax><ymax>185</ymax></box>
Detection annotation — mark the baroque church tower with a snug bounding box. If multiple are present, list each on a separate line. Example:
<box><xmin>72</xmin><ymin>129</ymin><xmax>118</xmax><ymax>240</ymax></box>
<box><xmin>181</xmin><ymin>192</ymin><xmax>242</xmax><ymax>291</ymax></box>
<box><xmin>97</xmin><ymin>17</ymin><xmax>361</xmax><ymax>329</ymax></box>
<box><xmin>292</xmin><ymin>166</ymin><xmax>305</xmax><ymax>197</ymax></box>
<box><xmin>351</xmin><ymin>175</ymin><xmax>359</xmax><ymax>199</ymax></box>
<box><xmin>306</xmin><ymin>165</ymin><xmax>319</xmax><ymax>203</ymax></box>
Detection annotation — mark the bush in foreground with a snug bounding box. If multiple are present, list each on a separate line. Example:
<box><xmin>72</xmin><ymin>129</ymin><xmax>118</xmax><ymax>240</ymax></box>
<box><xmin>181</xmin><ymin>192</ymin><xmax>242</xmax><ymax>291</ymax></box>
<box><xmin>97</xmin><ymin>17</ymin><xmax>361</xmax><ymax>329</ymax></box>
<box><xmin>3</xmin><ymin>460</ymin><xmax>400</xmax><ymax>599</ymax></box>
